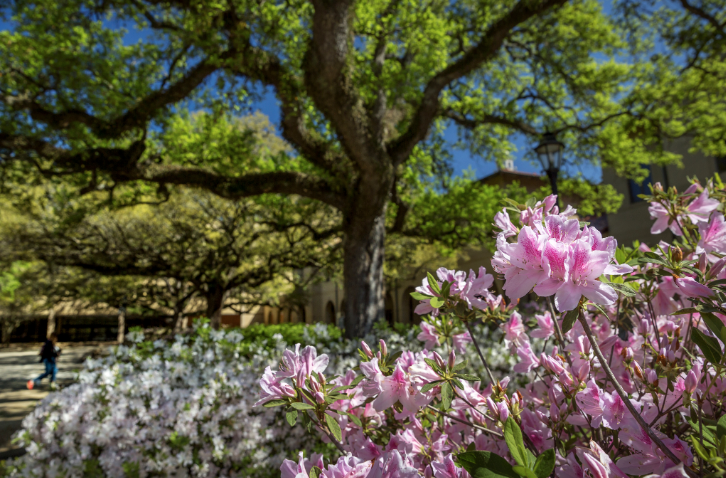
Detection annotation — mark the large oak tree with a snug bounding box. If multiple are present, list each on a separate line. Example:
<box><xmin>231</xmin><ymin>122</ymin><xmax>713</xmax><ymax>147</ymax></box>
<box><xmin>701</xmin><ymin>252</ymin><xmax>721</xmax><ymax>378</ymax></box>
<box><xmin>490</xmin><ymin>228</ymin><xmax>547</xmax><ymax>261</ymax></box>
<box><xmin>0</xmin><ymin>0</ymin><xmax>683</xmax><ymax>336</ymax></box>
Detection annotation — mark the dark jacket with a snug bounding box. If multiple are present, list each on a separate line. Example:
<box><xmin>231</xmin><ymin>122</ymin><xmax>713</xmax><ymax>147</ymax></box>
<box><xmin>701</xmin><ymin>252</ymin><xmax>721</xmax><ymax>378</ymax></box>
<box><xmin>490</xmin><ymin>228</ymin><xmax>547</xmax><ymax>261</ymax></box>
<box><xmin>39</xmin><ymin>339</ymin><xmax>59</xmax><ymax>362</ymax></box>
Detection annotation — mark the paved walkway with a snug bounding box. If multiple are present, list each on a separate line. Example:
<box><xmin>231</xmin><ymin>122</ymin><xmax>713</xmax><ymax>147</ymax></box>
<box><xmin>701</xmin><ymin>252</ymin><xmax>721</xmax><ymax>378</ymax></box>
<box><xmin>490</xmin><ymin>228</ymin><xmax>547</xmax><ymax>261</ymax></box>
<box><xmin>0</xmin><ymin>344</ymin><xmax>111</xmax><ymax>457</ymax></box>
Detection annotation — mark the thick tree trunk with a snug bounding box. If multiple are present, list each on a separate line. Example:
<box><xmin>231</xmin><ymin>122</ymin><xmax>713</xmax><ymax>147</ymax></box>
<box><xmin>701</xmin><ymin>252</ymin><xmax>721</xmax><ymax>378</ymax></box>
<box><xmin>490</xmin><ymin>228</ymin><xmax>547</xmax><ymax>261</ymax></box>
<box><xmin>206</xmin><ymin>285</ymin><xmax>226</xmax><ymax>330</ymax></box>
<box><xmin>172</xmin><ymin>305</ymin><xmax>186</xmax><ymax>334</ymax></box>
<box><xmin>342</xmin><ymin>207</ymin><xmax>387</xmax><ymax>339</ymax></box>
<box><xmin>46</xmin><ymin>310</ymin><xmax>56</xmax><ymax>339</ymax></box>
<box><xmin>117</xmin><ymin>310</ymin><xmax>126</xmax><ymax>343</ymax></box>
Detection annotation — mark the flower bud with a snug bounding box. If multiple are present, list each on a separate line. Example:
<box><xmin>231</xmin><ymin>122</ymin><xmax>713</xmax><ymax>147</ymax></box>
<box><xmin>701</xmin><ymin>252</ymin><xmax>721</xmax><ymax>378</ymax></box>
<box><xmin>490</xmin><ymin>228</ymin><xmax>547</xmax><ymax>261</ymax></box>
<box><xmin>632</xmin><ymin>362</ymin><xmax>644</xmax><ymax>380</ymax></box>
<box><xmin>698</xmin><ymin>253</ymin><xmax>708</xmax><ymax>273</ymax></box>
<box><xmin>379</xmin><ymin>339</ymin><xmax>388</xmax><ymax>357</ymax></box>
<box><xmin>645</xmin><ymin>368</ymin><xmax>658</xmax><ymax>385</ymax></box>
<box><xmin>667</xmin><ymin>349</ymin><xmax>676</xmax><ymax>363</ymax></box>
<box><xmin>654</xmin><ymin>182</ymin><xmax>663</xmax><ymax>192</ymax></box>
<box><xmin>672</xmin><ymin>246</ymin><xmax>683</xmax><ymax>263</ymax></box>
<box><xmin>448</xmin><ymin>350</ymin><xmax>456</xmax><ymax>370</ymax></box>
<box><xmin>685</xmin><ymin>370</ymin><xmax>698</xmax><ymax>393</ymax></box>
<box><xmin>433</xmin><ymin>352</ymin><xmax>446</xmax><ymax>369</ymax></box>
<box><xmin>573</xmin><ymin>361</ymin><xmax>590</xmax><ymax>383</ymax></box>
<box><xmin>361</xmin><ymin>341</ymin><xmax>374</xmax><ymax>359</ymax></box>
<box><xmin>709</xmin><ymin>258</ymin><xmax>726</xmax><ymax>279</ymax></box>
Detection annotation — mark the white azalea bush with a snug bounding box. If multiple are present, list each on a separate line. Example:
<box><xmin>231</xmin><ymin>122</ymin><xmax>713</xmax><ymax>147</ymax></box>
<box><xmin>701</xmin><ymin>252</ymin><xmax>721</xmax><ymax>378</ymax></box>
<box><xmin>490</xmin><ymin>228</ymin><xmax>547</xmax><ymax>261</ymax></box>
<box><xmin>2</xmin><ymin>321</ymin><xmax>511</xmax><ymax>477</ymax></box>
<box><xmin>2</xmin><ymin>323</ymin><xmax>346</xmax><ymax>478</ymax></box>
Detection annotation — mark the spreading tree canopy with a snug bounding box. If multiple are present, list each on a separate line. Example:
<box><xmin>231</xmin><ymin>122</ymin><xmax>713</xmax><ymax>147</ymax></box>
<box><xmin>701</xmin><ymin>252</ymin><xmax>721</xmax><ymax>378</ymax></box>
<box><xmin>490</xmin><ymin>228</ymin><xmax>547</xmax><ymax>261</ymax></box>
<box><xmin>0</xmin><ymin>0</ymin><xmax>711</xmax><ymax>336</ymax></box>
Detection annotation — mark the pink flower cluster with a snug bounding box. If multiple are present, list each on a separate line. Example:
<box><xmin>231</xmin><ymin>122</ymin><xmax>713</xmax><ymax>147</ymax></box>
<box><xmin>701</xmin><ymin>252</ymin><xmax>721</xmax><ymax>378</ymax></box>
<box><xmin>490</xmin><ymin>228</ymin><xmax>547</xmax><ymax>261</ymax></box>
<box><xmin>414</xmin><ymin>267</ymin><xmax>495</xmax><ymax>317</ymax></box>
<box><xmin>493</xmin><ymin>195</ymin><xmax>633</xmax><ymax>311</ymax></box>
<box><xmin>263</xmin><ymin>185</ymin><xmax>726</xmax><ymax>478</ymax></box>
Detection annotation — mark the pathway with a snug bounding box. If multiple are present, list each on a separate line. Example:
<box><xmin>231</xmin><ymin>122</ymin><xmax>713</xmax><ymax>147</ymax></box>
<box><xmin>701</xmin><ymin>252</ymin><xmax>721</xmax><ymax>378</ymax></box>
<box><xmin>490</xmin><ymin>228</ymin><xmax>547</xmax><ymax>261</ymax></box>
<box><xmin>0</xmin><ymin>344</ymin><xmax>111</xmax><ymax>458</ymax></box>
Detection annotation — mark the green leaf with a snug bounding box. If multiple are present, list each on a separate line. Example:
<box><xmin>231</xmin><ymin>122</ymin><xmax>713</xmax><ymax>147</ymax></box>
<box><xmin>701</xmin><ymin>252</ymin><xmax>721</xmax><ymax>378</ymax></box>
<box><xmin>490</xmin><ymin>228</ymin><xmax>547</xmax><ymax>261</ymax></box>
<box><xmin>562</xmin><ymin>308</ymin><xmax>579</xmax><ymax>333</ymax></box>
<box><xmin>504</xmin><ymin>418</ymin><xmax>527</xmax><ymax>468</ymax></box>
<box><xmin>691</xmin><ymin>436</ymin><xmax>712</xmax><ymax>460</ymax></box>
<box><xmin>427</xmin><ymin>272</ymin><xmax>441</xmax><ymax>294</ymax></box>
<box><xmin>452</xmin><ymin>360</ymin><xmax>468</xmax><ymax>372</ymax></box>
<box><xmin>457</xmin><ymin>374</ymin><xmax>481</xmax><ymax>382</ymax></box>
<box><xmin>325</xmin><ymin>413</ymin><xmax>342</xmax><ymax>442</ymax></box>
<box><xmin>440</xmin><ymin>382</ymin><xmax>453</xmax><ymax>410</ymax></box>
<box><xmin>673</xmin><ymin>307</ymin><xmax>703</xmax><ymax>315</ymax></box>
<box><xmin>286</xmin><ymin>410</ymin><xmax>298</xmax><ymax>426</ymax></box>
<box><xmin>411</xmin><ymin>291</ymin><xmax>433</xmax><ymax>300</ymax></box>
<box><xmin>430</xmin><ymin>296</ymin><xmax>445</xmax><ymax>309</ymax></box>
<box><xmin>691</xmin><ymin>328</ymin><xmax>723</xmax><ymax>364</ymax></box>
<box><xmin>310</xmin><ymin>466</ymin><xmax>322</xmax><ymax>478</ymax></box>
<box><xmin>717</xmin><ymin>415</ymin><xmax>726</xmax><ymax>440</ymax></box>
<box><xmin>512</xmin><ymin>466</ymin><xmax>538</xmax><ymax>478</ymax></box>
<box><xmin>441</xmin><ymin>280</ymin><xmax>452</xmax><ymax>299</ymax></box>
<box><xmin>346</xmin><ymin>412</ymin><xmax>362</xmax><ymax>427</ymax></box>
<box><xmin>533</xmin><ymin>449</ymin><xmax>555</xmax><ymax>478</ymax></box>
<box><xmin>702</xmin><ymin>313</ymin><xmax>726</xmax><ymax>344</ymax></box>
<box><xmin>607</xmin><ymin>282</ymin><xmax>636</xmax><ymax>297</ymax></box>
<box><xmin>421</xmin><ymin>381</ymin><xmax>442</xmax><ymax>393</ymax></box>
<box><xmin>262</xmin><ymin>399</ymin><xmax>288</xmax><ymax>407</ymax></box>
<box><xmin>424</xmin><ymin>358</ymin><xmax>444</xmax><ymax>375</ymax></box>
<box><xmin>457</xmin><ymin>451</ymin><xmax>519</xmax><ymax>478</ymax></box>
<box><xmin>641</xmin><ymin>252</ymin><xmax>667</xmax><ymax>265</ymax></box>
<box><xmin>291</xmin><ymin>402</ymin><xmax>316</xmax><ymax>410</ymax></box>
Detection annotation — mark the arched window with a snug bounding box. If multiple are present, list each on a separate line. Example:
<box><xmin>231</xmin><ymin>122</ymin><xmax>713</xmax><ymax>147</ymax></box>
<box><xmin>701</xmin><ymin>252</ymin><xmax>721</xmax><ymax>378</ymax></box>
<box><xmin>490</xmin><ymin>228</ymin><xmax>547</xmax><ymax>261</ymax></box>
<box><xmin>325</xmin><ymin>301</ymin><xmax>336</xmax><ymax>324</ymax></box>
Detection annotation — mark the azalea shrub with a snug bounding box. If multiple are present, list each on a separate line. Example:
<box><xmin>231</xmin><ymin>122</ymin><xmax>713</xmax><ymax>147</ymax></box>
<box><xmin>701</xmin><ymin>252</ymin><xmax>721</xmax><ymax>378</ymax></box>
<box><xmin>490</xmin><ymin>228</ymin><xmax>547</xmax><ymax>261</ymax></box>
<box><xmin>1</xmin><ymin>323</ymin><xmax>351</xmax><ymax>478</ymax></box>
<box><xmin>260</xmin><ymin>178</ymin><xmax>726</xmax><ymax>478</ymax></box>
<box><xmin>2</xmin><ymin>320</ymin><xmax>512</xmax><ymax>477</ymax></box>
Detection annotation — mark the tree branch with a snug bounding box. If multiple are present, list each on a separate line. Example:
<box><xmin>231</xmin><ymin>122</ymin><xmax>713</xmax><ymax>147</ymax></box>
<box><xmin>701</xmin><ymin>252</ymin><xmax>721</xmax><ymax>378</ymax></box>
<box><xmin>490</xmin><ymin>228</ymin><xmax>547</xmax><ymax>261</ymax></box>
<box><xmin>389</xmin><ymin>0</ymin><xmax>567</xmax><ymax>165</ymax></box>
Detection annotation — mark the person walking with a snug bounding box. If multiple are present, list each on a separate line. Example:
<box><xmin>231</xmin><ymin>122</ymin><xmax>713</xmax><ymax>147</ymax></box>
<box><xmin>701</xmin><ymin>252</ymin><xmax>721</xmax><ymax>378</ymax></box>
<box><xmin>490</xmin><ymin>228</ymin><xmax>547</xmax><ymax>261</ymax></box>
<box><xmin>27</xmin><ymin>333</ymin><xmax>61</xmax><ymax>390</ymax></box>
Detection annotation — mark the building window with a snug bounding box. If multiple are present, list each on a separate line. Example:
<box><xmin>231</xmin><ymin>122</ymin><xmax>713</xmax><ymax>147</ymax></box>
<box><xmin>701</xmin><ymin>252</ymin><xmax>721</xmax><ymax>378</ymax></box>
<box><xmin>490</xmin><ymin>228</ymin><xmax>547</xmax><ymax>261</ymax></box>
<box><xmin>716</xmin><ymin>157</ymin><xmax>726</xmax><ymax>173</ymax></box>
<box><xmin>629</xmin><ymin>165</ymin><xmax>653</xmax><ymax>204</ymax></box>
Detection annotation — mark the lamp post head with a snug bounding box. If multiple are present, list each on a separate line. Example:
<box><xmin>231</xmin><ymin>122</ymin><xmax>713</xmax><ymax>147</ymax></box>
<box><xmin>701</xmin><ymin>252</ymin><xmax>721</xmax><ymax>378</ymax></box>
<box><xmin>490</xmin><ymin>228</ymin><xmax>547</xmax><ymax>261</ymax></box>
<box><xmin>534</xmin><ymin>132</ymin><xmax>565</xmax><ymax>170</ymax></box>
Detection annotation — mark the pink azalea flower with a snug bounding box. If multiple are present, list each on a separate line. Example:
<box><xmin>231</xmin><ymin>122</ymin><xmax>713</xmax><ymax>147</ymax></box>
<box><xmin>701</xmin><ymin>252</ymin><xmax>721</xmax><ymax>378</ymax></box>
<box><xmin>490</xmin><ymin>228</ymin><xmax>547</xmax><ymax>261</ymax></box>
<box><xmin>431</xmin><ymin>454</ymin><xmax>463</xmax><ymax>478</ymax></box>
<box><xmin>649</xmin><ymin>202</ymin><xmax>683</xmax><ymax>236</ymax></box>
<box><xmin>494</xmin><ymin>210</ymin><xmax>518</xmax><ymax>238</ymax></box>
<box><xmin>417</xmin><ymin>322</ymin><xmax>440</xmax><ymax>349</ymax></box>
<box><xmin>278</xmin><ymin>344</ymin><xmax>329</xmax><ymax>385</ymax></box>
<box><xmin>372</xmin><ymin>364</ymin><xmax>429</xmax><ymax>413</ymax></box>
<box><xmin>369</xmin><ymin>450</ymin><xmax>420</xmax><ymax>478</ymax></box>
<box><xmin>530</xmin><ymin>311</ymin><xmax>555</xmax><ymax>339</ymax></box>
<box><xmin>501</xmin><ymin>311</ymin><xmax>526</xmax><ymax>347</ymax></box>
<box><xmin>451</xmin><ymin>332</ymin><xmax>472</xmax><ymax>353</ymax></box>
<box><xmin>536</xmin><ymin>239</ymin><xmax>622</xmax><ymax>312</ymax></box>
<box><xmin>576</xmin><ymin>379</ymin><xmax>604</xmax><ymax>427</ymax></box>
<box><xmin>513</xmin><ymin>341</ymin><xmax>540</xmax><ymax>373</ymax></box>
<box><xmin>697</xmin><ymin>213</ymin><xmax>726</xmax><ymax>258</ymax></box>
<box><xmin>281</xmin><ymin>452</ymin><xmax>310</xmax><ymax>478</ymax></box>
<box><xmin>254</xmin><ymin>366</ymin><xmax>296</xmax><ymax>407</ymax></box>
<box><xmin>578</xmin><ymin>441</ymin><xmax>629</xmax><ymax>478</ymax></box>
<box><xmin>644</xmin><ymin>464</ymin><xmax>691</xmax><ymax>478</ymax></box>
<box><xmin>674</xmin><ymin>276</ymin><xmax>713</xmax><ymax>299</ymax></box>
<box><xmin>686</xmin><ymin>188</ymin><xmax>719</xmax><ymax>223</ymax></box>
<box><xmin>500</xmin><ymin>227</ymin><xmax>548</xmax><ymax>299</ymax></box>
<box><xmin>322</xmin><ymin>454</ymin><xmax>372</xmax><ymax>478</ymax></box>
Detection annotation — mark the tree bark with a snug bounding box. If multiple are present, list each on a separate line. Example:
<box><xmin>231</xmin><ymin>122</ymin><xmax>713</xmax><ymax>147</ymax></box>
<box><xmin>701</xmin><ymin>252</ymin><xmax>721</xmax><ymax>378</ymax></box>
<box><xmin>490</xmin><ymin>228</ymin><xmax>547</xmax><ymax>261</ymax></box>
<box><xmin>117</xmin><ymin>310</ymin><xmax>126</xmax><ymax>343</ymax></box>
<box><xmin>172</xmin><ymin>305</ymin><xmax>186</xmax><ymax>334</ymax></box>
<box><xmin>46</xmin><ymin>309</ymin><xmax>56</xmax><ymax>339</ymax></box>
<box><xmin>206</xmin><ymin>284</ymin><xmax>226</xmax><ymax>329</ymax></box>
<box><xmin>342</xmin><ymin>207</ymin><xmax>387</xmax><ymax>338</ymax></box>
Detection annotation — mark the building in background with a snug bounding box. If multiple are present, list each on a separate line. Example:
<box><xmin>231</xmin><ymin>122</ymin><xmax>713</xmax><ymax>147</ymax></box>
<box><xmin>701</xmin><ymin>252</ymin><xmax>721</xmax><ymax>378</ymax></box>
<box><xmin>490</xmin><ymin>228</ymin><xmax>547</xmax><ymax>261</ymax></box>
<box><xmin>603</xmin><ymin>138</ymin><xmax>723</xmax><ymax>247</ymax></box>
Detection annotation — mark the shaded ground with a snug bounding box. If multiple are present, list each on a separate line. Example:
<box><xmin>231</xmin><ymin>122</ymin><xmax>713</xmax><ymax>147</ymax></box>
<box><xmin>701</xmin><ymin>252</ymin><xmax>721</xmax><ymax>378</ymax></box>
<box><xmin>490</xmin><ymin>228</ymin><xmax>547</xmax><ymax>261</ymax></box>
<box><xmin>0</xmin><ymin>344</ymin><xmax>112</xmax><ymax>458</ymax></box>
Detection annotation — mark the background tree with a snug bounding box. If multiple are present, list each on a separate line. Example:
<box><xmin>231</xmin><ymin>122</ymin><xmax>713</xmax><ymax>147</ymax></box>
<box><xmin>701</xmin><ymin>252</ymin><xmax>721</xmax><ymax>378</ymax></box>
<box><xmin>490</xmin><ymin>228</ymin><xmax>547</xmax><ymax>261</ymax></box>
<box><xmin>0</xmin><ymin>0</ymin><xmax>668</xmax><ymax>336</ymax></box>
<box><xmin>2</xmin><ymin>187</ymin><xmax>340</xmax><ymax>329</ymax></box>
<box><xmin>614</xmin><ymin>0</ymin><xmax>726</xmax><ymax>163</ymax></box>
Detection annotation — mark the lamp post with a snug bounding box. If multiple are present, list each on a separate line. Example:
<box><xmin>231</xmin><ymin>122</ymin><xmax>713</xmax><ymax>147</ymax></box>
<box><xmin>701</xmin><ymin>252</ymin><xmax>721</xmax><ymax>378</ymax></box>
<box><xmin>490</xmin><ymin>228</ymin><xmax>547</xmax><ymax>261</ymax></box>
<box><xmin>534</xmin><ymin>132</ymin><xmax>565</xmax><ymax>207</ymax></box>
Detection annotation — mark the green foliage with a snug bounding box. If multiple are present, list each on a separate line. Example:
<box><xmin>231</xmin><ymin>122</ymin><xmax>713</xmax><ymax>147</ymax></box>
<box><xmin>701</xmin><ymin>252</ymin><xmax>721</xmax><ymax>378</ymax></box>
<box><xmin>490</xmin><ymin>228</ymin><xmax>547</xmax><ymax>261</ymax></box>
<box><xmin>239</xmin><ymin>323</ymin><xmax>342</xmax><ymax>347</ymax></box>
